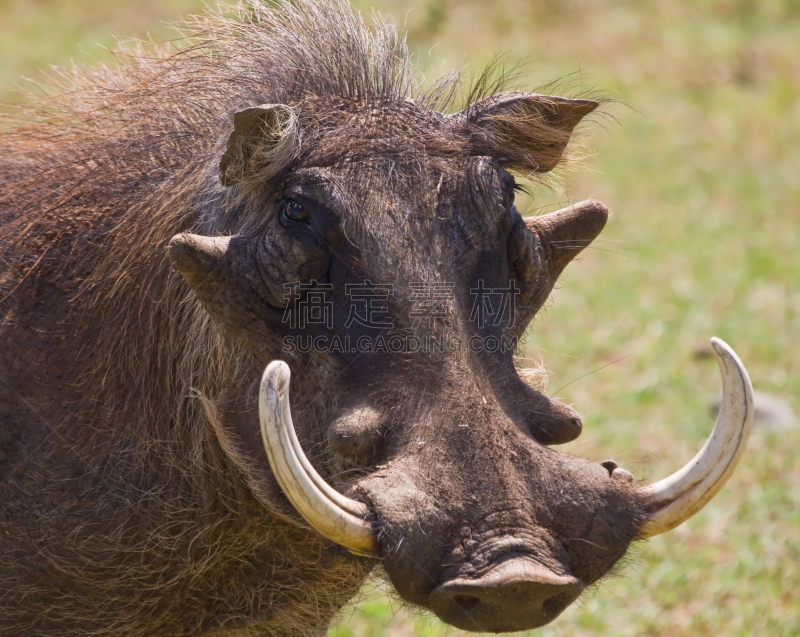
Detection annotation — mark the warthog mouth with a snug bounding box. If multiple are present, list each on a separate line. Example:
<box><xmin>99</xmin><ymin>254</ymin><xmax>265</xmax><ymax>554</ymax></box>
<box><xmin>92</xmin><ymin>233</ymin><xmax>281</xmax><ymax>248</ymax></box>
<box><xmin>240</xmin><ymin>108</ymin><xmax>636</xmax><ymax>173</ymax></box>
<box><xmin>257</xmin><ymin>335</ymin><xmax>753</xmax><ymax>555</ymax></box>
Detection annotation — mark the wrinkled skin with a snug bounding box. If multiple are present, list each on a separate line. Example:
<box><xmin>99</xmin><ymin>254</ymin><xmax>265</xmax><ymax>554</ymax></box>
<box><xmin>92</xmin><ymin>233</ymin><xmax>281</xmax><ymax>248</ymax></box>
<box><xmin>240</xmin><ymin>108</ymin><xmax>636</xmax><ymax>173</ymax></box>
<box><xmin>174</xmin><ymin>98</ymin><xmax>642</xmax><ymax>632</ymax></box>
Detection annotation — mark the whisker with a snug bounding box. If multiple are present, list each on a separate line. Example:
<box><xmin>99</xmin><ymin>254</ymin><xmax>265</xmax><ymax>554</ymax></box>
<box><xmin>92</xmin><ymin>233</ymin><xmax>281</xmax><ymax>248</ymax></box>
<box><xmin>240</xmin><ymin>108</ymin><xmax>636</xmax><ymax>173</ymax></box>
<box><xmin>553</xmin><ymin>245</ymin><xmax>638</xmax><ymax>260</ymax></box>
<box><xmin>549</xmin><ymin>354</ymin><xmax>631</xmax><ymax>397</ymax></box>
<box><xmin>522</xmin><ymin>345</ymin><xmax>578</xmax><ymax>358</ymax></box>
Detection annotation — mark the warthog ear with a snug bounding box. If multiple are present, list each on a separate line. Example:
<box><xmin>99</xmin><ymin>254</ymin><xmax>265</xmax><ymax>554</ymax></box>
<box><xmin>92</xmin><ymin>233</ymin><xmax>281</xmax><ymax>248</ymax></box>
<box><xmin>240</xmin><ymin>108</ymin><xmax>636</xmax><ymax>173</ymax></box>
<box><xmin>452</xmin><ymin>91</ymin><xmax>598</xmax><ymax>173</ymax></box>
<box><xmin>219</xmin><ymin>103</ymin><xmax>299</xmax><ymax>187</ymax></box>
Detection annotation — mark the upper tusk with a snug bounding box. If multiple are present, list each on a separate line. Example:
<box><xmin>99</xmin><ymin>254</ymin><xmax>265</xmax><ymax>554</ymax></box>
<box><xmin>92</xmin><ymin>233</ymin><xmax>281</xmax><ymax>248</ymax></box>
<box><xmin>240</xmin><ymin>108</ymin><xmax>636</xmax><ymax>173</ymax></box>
<box><xmin>259</xmin><ymin>361</ymin><xmax>380</xmax><ymax>557</ymax></box>
<box><xmin>637</xmin><ymin>337</ymin><xmax>754</xmax><ymax>538</ymax></box>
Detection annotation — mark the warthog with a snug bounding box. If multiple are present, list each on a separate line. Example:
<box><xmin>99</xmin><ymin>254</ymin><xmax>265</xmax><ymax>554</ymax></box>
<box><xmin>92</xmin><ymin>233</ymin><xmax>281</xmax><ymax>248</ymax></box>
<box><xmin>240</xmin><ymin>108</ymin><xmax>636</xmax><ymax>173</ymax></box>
<box><xmin>0</xmin><ymin>1</ymin><xmax>753</xmax><ymax>635</ymax></box>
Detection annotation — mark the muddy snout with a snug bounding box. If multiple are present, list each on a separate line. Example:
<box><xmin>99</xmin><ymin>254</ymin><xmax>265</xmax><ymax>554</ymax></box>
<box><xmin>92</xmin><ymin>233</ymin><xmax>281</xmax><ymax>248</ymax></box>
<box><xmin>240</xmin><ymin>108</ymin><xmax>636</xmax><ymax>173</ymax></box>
<box><xmin>428</xmin><ymin>554</ymin><xmax>583</xmax><ymax>632</ymax></box>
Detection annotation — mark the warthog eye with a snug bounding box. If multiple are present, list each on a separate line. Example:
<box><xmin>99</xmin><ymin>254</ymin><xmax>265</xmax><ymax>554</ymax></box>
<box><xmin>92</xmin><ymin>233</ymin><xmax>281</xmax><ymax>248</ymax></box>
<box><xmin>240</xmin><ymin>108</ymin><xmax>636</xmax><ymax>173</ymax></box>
<box><xmin>498</xmin><ymin>167</ymin><xmax>518</xmax><ymax>208</ymax></box>
<box><xmin>280</xmin><ymin>198</ymin><xmax>311</xmax><ymax>224</ymax></box>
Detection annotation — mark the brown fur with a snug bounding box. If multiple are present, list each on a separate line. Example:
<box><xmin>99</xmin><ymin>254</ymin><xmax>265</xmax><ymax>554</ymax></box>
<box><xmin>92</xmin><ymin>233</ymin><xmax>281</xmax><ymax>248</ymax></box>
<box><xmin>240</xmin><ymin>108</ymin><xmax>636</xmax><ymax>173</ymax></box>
<box><xmin>0</xmin><ymin>1</ymin><xmax>624</xmax><ymax>635</ymax></box>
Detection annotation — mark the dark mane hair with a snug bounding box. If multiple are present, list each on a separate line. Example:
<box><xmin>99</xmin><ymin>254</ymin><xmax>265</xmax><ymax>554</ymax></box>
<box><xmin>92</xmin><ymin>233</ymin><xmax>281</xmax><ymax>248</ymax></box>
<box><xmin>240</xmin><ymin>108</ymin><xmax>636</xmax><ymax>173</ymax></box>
<box><xmin>0</xmin><ymin>0</ymin><xmax>432</xmax><ymax>439</ymax></box>
<box><xmin>0</xmin><ymin>0</ymin><xmax>590</xmax><ymax>439</ymax></box>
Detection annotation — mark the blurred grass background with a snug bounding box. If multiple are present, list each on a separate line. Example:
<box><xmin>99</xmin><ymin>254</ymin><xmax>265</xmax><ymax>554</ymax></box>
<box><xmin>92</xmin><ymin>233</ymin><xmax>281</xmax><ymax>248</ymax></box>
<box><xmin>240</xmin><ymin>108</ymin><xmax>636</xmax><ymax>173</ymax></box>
<box><xmin>2</xmin><ymin>0</ymin><xmax>798</xmax><ymax>635</ymax></box>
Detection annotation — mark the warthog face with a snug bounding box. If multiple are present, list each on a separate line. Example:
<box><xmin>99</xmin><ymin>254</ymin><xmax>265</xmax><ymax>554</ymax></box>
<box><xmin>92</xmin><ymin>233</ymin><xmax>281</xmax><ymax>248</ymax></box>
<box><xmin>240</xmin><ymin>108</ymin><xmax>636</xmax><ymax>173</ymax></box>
<box><xmin>168</xmin><ymin>10</ymin><xmax>753</xmax><ymax>633</ymax></box>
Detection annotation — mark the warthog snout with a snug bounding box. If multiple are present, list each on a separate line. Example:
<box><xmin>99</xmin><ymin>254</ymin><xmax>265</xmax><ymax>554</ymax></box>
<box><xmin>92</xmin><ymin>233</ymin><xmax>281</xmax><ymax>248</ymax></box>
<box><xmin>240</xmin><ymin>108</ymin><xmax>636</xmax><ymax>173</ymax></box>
<box><xmin>430</xmin><ymin>554</ymin><xmax>584</xmax><ymax>632</ymax></box>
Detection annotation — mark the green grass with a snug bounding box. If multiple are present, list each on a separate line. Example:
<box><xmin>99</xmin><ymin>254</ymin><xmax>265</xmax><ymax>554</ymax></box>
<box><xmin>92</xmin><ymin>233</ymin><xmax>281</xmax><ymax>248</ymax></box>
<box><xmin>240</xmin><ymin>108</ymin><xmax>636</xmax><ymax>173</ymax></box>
<box><xmin>2</xmin><ymin>0</ymin><xmax>798</xmax><ymax>634</ymax></box>
<box><xmin>0</xmin><ymin>0</ymin><xmax>204</xmax><ymax>103</ymax></box>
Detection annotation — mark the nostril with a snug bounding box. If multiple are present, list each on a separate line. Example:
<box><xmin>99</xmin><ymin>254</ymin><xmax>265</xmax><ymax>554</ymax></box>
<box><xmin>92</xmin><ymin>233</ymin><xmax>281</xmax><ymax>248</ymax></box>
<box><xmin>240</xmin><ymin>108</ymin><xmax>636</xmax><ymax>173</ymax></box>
<box><xmin>429</xmin><ymin>556</ymin><xmax>583</xmax><ymax>632</ymax></box>
<box><xmin>452</xmin><ymin>594</ymin><xmax>480</xmax><ymax>612</ymax></box>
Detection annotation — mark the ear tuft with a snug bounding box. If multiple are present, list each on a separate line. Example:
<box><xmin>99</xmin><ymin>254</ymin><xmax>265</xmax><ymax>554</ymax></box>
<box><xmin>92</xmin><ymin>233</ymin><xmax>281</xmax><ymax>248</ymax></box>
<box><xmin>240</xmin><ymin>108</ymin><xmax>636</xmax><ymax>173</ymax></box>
<box><xmin>454</xmin><ymin>91</ymin><xmax>599</xmax><ymax>173</ymax></box>
<box><xmin>219</xmin><ymin>103</ymin><xmax>299</xmax><ymax>188</ymax></box>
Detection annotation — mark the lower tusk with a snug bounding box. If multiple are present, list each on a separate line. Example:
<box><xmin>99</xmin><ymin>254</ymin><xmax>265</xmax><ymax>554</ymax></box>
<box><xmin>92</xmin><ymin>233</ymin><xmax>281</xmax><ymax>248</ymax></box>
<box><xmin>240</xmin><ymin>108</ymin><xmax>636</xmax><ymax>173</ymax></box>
<box><xmin>259</xmin><ymin>361</ymin><xmax>379</xmax><ymax>557</ymax></box>
<box><xmin>637</xmin><ymin>338</ymin><xmax>754</xmax><ymax>538</ymax></box>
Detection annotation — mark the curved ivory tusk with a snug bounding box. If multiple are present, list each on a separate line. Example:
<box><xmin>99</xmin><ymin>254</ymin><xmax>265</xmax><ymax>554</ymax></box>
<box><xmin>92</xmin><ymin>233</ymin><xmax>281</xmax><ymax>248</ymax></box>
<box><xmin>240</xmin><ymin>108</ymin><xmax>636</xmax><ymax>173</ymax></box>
<box><xmin>638</xmin><ymin>337</ymin><xmax>754</xmax><ymax>538</ymax></box>
<box><xmin>259</xmin><ymin>361</ymin><xmax>379</xmax><ymax>557</ymax></box>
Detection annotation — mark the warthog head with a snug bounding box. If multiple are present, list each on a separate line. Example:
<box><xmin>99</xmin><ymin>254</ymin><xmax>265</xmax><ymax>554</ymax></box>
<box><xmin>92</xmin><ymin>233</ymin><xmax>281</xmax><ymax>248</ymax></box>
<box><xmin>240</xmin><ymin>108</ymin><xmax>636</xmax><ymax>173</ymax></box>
<box><xmin>168</xmin><ymin>2</ymin><xmax>753</xmax><ymax>631</ymax></box>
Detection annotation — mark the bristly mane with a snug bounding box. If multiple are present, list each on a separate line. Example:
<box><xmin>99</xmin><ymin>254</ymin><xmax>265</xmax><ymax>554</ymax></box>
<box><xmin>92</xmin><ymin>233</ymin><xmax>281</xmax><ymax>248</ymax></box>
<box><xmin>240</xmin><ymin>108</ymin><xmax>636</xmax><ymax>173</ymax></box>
<box><xmin>0</xmin><ymin>0</ymin><xmax>427</xmax><ymax>440</ymax></box>
<box><xmin>0</xmin><ymin>0</ymin><xmax>580</xmax><ymax>446</ymax></box>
